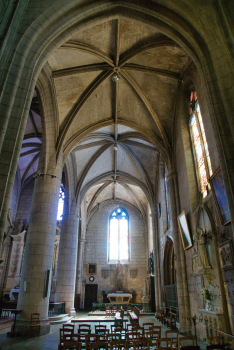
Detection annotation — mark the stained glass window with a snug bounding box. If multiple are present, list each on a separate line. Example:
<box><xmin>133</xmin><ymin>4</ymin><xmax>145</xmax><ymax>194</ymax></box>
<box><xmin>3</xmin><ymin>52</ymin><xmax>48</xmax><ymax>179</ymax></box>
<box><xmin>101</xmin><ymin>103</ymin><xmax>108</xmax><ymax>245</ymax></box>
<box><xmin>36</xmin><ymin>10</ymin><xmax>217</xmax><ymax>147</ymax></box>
<box><xmin>109</xmin><ymin>208</ymin><xmax>129</xmax><ymax>261</ymax></box>
<box><xmin>189</xmin><ymin>92</ymin><xmax>212</xmax><ymax>198</ymax></box>
<box><xmin>57</xmin><ymin>186</ymin><xmax>65</xmax><ymax>220</ymax></box>
<box><xmin>165</xmin><ymin>174</ymin><xmax>171</xmax><ymax>229</ymax></box>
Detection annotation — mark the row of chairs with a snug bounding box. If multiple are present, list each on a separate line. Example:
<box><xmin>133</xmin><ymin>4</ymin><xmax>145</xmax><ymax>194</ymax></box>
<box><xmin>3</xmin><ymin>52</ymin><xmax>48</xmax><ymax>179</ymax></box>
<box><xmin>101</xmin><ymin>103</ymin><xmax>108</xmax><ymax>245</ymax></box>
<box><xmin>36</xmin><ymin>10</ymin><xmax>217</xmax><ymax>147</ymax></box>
<box><xmin>156</xmin><ymin>309</ymin><xmax>177</xmax><ymax>330</ymax></box>
<box><xmin>58</xmin><ymin>323</ymin><xmax>199</xmax><ymax>350</ymax></box>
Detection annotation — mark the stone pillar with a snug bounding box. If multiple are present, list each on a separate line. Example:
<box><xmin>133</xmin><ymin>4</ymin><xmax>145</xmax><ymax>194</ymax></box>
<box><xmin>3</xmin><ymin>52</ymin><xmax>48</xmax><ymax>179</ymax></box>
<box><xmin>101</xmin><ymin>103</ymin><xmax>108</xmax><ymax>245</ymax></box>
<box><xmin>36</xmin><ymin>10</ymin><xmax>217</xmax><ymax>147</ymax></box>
<box><xmin>0</xmin><ymin>235</ymin><xmax>11</xmax><ymax>295</ymax></box>
<box><xmin>76</xmin><ymin>238</ymin><xmax>86</xmax><ymax>308</ymax></box>
<box><xmin>167</xmin><ymin>173</ymin><xmax>190</xmax><ymax>333</ymax></box>
<box><xmin>6</xmin><ymin>231</ymin><xmax>25</xmax><ymax>292</ymax></box>
<box><xmin>151</xmin><ymin>211</ymin><xmax>162</xmax><ymax>311</ymax></box>
<box><xmin>55</xmin><ymin>199</ymin><xmax>79</xmax><ymax>316</ymax></box>
<box><xmin>16</xmin><ymin>166</ymin><xmax>62</xmax><ymax>335</ymax></box>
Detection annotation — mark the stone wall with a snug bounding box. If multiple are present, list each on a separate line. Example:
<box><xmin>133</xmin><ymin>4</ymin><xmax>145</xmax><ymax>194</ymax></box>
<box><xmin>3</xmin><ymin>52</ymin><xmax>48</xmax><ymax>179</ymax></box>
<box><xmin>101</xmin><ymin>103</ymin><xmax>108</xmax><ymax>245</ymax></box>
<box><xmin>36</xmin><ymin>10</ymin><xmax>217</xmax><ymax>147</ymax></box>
<box><xmin>83</xmin><ymin>203</ymin><xmax>148</xmax><ymax>304</ymax></box>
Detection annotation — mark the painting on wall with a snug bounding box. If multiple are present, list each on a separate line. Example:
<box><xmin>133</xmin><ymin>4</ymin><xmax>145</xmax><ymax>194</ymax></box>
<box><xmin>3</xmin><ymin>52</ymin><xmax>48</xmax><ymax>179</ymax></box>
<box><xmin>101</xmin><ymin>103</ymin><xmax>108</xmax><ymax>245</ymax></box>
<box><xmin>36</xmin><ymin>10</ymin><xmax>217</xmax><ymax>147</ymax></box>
<box><xmin>177</xmin><ymin>210</ymin><xmax>193</xmax><ymax>250</ymax></box>
<box><xmin>219</xmin><ymin>240</ymin><xmax>234</xmax><ymax>270</ymax></box>
<box><xmin>209</xmin><ymin>167</ymin><xmax>231</xmax><ymax>225</ymax></box>
<box><xmin>87</xmin><ymin>263</ymin><xmax>97</xmax><ymax>275</ymax></box>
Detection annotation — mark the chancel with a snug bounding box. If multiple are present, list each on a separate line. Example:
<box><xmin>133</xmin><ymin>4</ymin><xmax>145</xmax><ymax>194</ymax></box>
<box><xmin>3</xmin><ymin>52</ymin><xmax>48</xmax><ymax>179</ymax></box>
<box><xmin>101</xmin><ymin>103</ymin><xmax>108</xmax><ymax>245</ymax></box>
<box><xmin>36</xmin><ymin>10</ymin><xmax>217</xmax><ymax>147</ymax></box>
<box><xmin>0</xmin><ymin>1</ymin><xmax>234</xmax><ymax>349</ymax></box>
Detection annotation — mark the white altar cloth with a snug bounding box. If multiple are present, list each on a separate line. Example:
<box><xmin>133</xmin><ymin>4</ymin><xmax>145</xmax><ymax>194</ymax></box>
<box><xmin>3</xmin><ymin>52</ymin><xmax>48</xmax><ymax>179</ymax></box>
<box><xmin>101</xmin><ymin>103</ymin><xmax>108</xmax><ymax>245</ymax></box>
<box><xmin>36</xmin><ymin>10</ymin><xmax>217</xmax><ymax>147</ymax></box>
<box><xmin>107</xmin><ymin>293</ymin><xmax>132</xmax><ymax>303</ymax></box>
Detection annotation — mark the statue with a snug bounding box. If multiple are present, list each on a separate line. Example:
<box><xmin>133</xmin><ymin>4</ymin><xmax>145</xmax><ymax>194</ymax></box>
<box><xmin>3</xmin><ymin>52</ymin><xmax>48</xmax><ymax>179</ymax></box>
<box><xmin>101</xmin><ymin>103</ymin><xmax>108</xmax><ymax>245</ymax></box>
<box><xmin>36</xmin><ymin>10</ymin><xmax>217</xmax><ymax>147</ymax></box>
<box><xmin>195</xmin><ymin>228</ymin><xmax>211</xmax><ymax>269</ymax></box>
<box><xmin>116</xmin><ymin>279</ymin><xmax>122</xmax><ymax>291</ymax></box>
<box><xmin>6</xmin><ymin>208</ymin><xmax>14</xmax><ymax>236</ymax></box>
<box><xmin>116</xmin><ymin>260</ymin><xmax>123</xmax><ymax>276</ymax></box>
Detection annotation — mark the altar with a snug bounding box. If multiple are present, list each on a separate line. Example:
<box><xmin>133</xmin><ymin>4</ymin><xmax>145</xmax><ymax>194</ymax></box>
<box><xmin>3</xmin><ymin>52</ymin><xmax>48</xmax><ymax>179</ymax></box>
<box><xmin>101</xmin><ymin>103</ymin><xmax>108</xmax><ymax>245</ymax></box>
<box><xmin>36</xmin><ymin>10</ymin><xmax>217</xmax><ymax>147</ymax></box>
<box><xmin>107</xmin><ymin>293</ymin><xmax>132</xmax><ymax>303</ymax></box>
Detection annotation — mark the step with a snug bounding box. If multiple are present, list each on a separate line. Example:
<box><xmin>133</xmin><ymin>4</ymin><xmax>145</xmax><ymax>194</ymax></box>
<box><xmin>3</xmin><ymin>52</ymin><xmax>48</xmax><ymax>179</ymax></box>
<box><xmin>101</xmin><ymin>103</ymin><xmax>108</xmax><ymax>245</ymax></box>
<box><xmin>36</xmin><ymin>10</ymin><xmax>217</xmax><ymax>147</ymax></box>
<box><xmin>49</xmin><ymin>314</ymin><xmax>73</xmax><ymax>324</ymax></box>
<box><xmin>48</xmin><ymin>314</ymin><xmax>69</xmax><ymax>321</ymax></box>
<box><xmin>0</xmin><ymin>318</ymin><xmax>13</xmax><ymax>330</ymax></box>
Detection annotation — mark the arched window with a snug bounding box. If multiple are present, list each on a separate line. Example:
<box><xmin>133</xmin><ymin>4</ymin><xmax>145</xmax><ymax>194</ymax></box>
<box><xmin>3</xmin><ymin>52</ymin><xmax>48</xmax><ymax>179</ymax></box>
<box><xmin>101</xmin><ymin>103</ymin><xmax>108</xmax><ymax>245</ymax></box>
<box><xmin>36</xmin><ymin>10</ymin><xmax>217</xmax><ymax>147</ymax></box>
<box><xmin>109</xmin><ymin>208</ymin><xmax>129</xmax><ymax>262</ymax></box>
<box><xmin>189</xmin><ymin>91</ymin><xmax>212</xmax><ymax>198</ymax></box>
<box><xmin>57</xmin><ymin>186</ymin><xmax>65</xmax><ymax>220</ymax></box>
<box><xmin>164</xmin><ymin>173</ymin><xmax>170</xmax><ymax>229</ymax></box>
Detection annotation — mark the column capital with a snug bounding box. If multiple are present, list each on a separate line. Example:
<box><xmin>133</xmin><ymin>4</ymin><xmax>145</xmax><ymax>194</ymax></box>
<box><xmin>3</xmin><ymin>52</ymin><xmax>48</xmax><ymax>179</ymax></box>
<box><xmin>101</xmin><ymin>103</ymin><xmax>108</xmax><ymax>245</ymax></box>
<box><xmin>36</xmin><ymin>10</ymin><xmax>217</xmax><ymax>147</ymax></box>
<box><xmin>10</xmin><ymin>231</ymin><xmax>25</xmax><ymax>242</ymax></box>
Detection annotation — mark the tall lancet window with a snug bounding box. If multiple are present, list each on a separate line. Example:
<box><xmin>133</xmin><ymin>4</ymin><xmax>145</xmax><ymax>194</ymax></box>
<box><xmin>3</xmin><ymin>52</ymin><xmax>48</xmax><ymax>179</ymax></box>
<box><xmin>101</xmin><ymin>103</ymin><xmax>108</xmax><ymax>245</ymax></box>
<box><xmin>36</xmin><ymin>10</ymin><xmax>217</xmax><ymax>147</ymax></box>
<box><xmin>57</xmin><ymin>186</ymin><xmax>65</xmax><ymax>221</ymax></box>
<box><xmin>109</xmin><ymin>208</ymin><xmax>129</xmax><ymax>262</ymax></box>
<box><xmin>189</xmin><ymin>91</ymin><xmax>212</xmax><ymax>198</ymax></box>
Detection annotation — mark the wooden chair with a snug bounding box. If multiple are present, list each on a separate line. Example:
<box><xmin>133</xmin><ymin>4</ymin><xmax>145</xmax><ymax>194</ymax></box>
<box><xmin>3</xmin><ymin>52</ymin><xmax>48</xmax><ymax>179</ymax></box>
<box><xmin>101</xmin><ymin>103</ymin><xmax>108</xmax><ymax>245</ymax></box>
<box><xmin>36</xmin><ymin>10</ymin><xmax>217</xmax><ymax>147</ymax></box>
<box><xmin>106</xmin><ymin>333</ymin><xmax>121</xmax><ymax>342</ymax></box>
<box><xmin>146</xmin><ymin>330</ymin><xmax>160</xmax><ymax>347</ymax></box>
<box><xmin>90</xmin><ymin>342</ymin><xmax>108</xmax><ymax>350</ymax></box>
<box><xmin>63</xmin><ymin>341</ymin><xmax>81</xmax><ymax>350</ymax></box>
<box><xmin>111</xmin><ymin>325</ymin><xmax>124</xmax><ymax>334</ymax></box>
<box><xmin>110</xmin><ymin>340</ymin><xmax>126</xmax><ymax>349</ymax></box>
<box><xmin>85</xmin><ymin>333</ymin><xmax>100</xmax><ymax>350</ymax></box>
<box><xmin>112</xmin><ymin>305</ymin><xmax>118</xmax><ymax>315</ymax></box>
<box><xmin>95</xmin><ymin>329</ymin><xmax>109</xmax><ymax>341</ymax></box>
<box><xmin>126</xmin><ymin>331</ymin><xmax>141</xmax><ymax>349</ymax></box>
<box><xmin>78</xmin><ymin>324</ymin><xmax>91</xmax><ymax>330</ymax></box>
<box><xmin>180</xmin><ymin>346</ymin><xmax>200</xmax><ymax>350</ymax></box>
<box><xmin>165</xmin><ymin>329</ymin><xmax>179</xmax><ymax>349</ymax></box>
<box><xmin>63</xmin><ymin>324</ymin><xmax>75</xmax><ymax>333</ymax></box>
<box><xmin>179</xmin><ymin>336</ymin><xmax>195</xmax><ymax>347</ymax></box>
<box><xmin>95</xmin><ymin>325</ymin><xmax>107</xmax><ymax>336</ymax></box>
<box><xmin>142</xmin><ymin>322</ymin><xmax>154</xmax><ymax>331</ymax></box>
<box><xmin>207</xmin><ymin>336</ymin><xmax>222</xmax><ymax>345</ymax></box>
<box><xmin>106</xmin><ymin>305</ymin><xmax>112</xmax><ymax>317</ymax></box>
<box><xmin>59</xmin><ymin>329</ymin><xmax>74</xmax><ymax>350</ymax></box>
<box><xmin>127</xmin><ymin>324</ymin><xmax>134</xmax><ymax>331</ymax></box>
<box><xmin>156</xmin><ymin>337</ymin><xmax>172</xmax><ymax>348</ymax></box>
<box><xmin>149</xmin><ymin>325</ymin><xmax>162</xmax><ymax>338</ymax></box>
<box><xmin>206</xmin><ymin>345</ymin><xmax>226</xmax><ymax>350</ymax></box>
<box><xmin>133</xmin><ymin>338</ymin><xmax>150</xmax><ymax>349</ymax></box>
<box><xmin>132</xmin><ymin>326</ymin><xmax>144</xmax><ymax>338</ymax></box>
<box><xmin>30</xmin><ymin>313</ymin><xmax>40</xmax><ymax>337</ymax></box>
<box><xmin>78</xmin><ymin>329</ymin><xmax>91</xmax><ymax>345</ymax></box>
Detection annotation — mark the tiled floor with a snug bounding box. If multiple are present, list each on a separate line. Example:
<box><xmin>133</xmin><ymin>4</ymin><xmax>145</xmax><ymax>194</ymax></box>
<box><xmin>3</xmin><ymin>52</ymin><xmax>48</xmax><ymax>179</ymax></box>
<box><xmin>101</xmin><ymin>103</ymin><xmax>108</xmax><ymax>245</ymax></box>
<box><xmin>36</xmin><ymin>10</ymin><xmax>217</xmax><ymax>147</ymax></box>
<box><xmin>0</xmin><ymin>312</ymin><xmax>204</xmax><ymax>350</ymax></box>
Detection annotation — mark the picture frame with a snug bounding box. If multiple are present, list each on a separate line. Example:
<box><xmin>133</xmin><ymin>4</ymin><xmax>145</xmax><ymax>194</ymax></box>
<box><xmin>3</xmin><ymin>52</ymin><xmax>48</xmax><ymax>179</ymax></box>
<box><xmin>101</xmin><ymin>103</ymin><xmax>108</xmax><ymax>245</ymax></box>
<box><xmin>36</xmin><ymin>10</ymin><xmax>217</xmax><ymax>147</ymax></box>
<box><xmin>209</xmin><ymin>167</ymin><xmax>231</xmax><ymax>225</ymax></box>
<box><xmin>219</xmin><ymin>240</ymin><xmax>234</xmax><ymax>270</ymax></box>
<box><xmin>87</xmin><ymin>263</ymin><xmax>97</xmax><ymax>275</ymax></box>
<box><xmin>177</xmin><ymin>210</ymin><xmax>193</xmax><ymax>250</ymax></box>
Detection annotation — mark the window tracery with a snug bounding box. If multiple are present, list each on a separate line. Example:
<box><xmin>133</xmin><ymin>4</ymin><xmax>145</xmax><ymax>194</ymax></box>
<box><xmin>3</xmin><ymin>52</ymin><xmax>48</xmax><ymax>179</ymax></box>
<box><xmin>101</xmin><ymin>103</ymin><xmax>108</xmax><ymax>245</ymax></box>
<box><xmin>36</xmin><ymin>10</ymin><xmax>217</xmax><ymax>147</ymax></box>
<box><xmin>189</xmin><ymin>91</ymin><xmax>212</xmax><ymax>198</ymax></box>
<box><xmin>109</xmin><ymin>208</ymin><xmax>129</xmax><ymax>262</ymax></box>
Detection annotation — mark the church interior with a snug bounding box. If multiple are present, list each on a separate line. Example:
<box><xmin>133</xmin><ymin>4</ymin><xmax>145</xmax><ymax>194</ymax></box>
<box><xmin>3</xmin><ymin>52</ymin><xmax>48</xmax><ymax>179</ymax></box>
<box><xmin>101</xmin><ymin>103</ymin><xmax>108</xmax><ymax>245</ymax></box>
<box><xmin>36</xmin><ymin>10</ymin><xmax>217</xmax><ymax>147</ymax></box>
<box><xmin>0</xmin><ymin>0</ymin><xmax>234</xmax><ymax>348</ymax></box>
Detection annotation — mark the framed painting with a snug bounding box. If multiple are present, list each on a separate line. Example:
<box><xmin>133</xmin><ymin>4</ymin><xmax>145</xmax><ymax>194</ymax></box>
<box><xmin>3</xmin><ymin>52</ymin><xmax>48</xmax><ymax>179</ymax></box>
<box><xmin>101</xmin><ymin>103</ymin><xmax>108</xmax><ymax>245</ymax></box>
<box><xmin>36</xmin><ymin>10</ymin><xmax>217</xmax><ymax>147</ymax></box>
<box><xmin>209</xmin><ymin>167</ymin><xmax>231</xmax><ymax>225</ymax></box>
<box><xmin>177</xmin><ymin>210</ymin><xmax>193</xmax><ymax>250</ymax></box>
<box><xmin>87</xmin><ymin>263</ymin><xmax>97</xmax><ymax>275</ymax></box>
<box><xmin>219</xmin><ymin>240</ymin><xmax>234</xmax><ymax>270</ymax></box>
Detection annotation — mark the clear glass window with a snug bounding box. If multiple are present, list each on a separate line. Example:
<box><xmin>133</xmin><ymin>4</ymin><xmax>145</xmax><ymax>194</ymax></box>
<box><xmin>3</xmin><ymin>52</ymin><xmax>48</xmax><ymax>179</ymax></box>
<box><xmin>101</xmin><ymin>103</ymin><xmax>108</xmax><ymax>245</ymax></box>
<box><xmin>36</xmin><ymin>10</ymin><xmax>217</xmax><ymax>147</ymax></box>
<box><xmin>109</xmin><ymin>208</ymin><xmax>129</xmax><ymax>261</ymax></box>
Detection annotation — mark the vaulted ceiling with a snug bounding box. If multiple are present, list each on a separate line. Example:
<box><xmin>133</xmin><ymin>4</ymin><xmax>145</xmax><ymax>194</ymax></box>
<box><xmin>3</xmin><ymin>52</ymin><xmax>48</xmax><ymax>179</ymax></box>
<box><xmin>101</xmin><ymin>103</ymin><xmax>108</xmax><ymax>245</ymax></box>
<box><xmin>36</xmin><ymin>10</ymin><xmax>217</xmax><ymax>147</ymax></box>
<box><xmin>18</xmin><ymin>17</ymin><xmax>191</xmax><ymax>218</ymax></box>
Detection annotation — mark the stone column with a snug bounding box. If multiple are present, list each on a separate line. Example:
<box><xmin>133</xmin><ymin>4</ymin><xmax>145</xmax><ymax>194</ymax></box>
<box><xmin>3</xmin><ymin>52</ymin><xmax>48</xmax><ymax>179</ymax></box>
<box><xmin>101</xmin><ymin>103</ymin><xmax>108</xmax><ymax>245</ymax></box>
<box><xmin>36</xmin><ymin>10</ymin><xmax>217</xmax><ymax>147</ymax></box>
<box><xmin>167</xmin><ymin>173</ymin><xmax>190</xmax><ymax>333</ymax></box>
<box><xmin>76</xmin><ymin>239</ymin><xmax>86</xmax><ymax>309</ymax></box>
<box><xmin>16</xmin><ymin>165</ymin><xmax>62</xmax><ymax>335</ymax></box>
<box><xmin>6</xmin><ymin>231</ymin><xmax>25</xmax><ymax>292</ymax></box>
<box><xmin>0</xmin><ymin>235</ymin><xmax>11</xmax><ymax>294</ymax></box>
<box><xmin>55</xmin><ymin>199</ymin><xmax>79</xmax><ymax>316</ymax></box>
<box><xmin>151</xmin><ymin>211</ymin><xmax>162</xmax><ymax>311</ymax></box>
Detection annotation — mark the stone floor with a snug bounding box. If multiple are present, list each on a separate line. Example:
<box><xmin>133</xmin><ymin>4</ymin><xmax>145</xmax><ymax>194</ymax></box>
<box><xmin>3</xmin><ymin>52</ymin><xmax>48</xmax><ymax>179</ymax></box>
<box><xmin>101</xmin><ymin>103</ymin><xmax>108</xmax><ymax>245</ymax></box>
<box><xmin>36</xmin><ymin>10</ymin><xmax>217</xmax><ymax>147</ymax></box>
<box><xmin>0</xmin><ymin>312</ymin><xmax>204</xmax><ymax>350</ymax></box>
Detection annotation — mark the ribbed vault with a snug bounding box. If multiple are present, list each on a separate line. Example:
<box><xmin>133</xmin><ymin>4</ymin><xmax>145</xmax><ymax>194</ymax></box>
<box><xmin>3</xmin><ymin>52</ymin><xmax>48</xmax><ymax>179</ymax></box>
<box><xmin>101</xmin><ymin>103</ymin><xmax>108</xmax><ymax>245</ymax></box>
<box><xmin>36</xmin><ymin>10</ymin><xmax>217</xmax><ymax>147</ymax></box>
<box><xmin>49</xmin><ymin>17</ymin><xmax>191</xmax><ymax>224</ymax></box>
